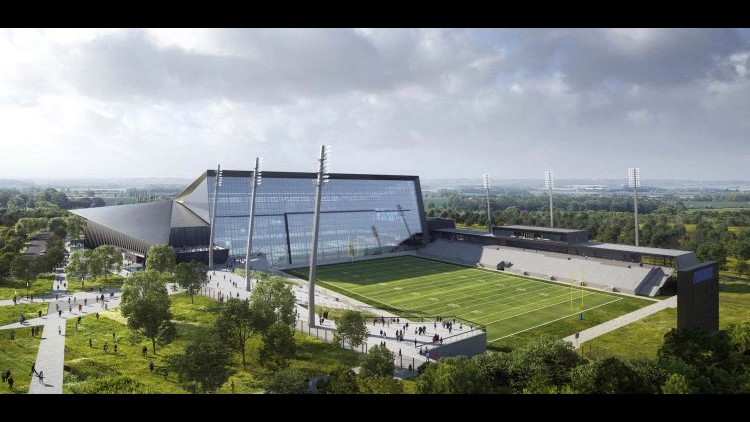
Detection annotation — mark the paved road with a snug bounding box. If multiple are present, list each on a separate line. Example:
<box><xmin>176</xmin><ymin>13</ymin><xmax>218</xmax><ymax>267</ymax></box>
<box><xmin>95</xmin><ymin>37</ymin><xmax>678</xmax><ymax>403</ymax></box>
<box><xmin>563</xmin><ymin>295</ymin><xmax>677</xmax><ymax>349</ymax></box>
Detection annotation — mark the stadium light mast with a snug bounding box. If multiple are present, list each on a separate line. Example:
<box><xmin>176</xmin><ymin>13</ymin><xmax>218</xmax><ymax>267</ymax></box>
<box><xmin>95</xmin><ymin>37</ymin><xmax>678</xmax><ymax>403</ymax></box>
<box><xmin>396</xmin><ymin>204</ymin><xmax>413</xmax><ymax>247</ymax></box>
<box><xmin>245</xmin><ymin>157</ymin><xmax>262</xmax><ymax>292</ymax></box>
<box><xmin>483</xmin><ymin>174</ymin><xmax>492</xmax><ymax>233</ymax></box>
<box><xmin>371</xmin><ymin>225</ymin><xmax>382</xmax><ymax>254</ymax></box>
<box><xmin>628</xmin><ymin>167</ymin><xmax>641</xmax><ymax>247</ymax></box>
<box><xmin>308</xmin><ymin>145</ymin><xmax>331</xmax><ymax>327</ymax></box>
<box><xmin>545</xmin><ymin>171</ymin><xmax>554</xmax><ymax>228</ymax></box>
<box><xmin>208</xmin><ymin>164</ymin><xmax>222</xmax><ymax>269</ymax></box>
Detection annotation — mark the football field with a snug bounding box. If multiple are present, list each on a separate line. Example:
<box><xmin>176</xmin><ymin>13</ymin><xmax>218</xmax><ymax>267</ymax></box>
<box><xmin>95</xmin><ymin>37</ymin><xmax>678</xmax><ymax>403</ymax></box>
<box><xmin>288</xmin><ymin>255</ymin><xmax>640</xmax><ymax>344</ymax></box>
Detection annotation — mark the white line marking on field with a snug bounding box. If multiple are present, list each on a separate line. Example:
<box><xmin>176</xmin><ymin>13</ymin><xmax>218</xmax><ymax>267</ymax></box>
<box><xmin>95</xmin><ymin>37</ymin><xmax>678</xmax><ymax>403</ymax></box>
<box><xmin>487</xmin><ymin>297</ymin><xmax>623</xmax><ymax>342</ymax></box>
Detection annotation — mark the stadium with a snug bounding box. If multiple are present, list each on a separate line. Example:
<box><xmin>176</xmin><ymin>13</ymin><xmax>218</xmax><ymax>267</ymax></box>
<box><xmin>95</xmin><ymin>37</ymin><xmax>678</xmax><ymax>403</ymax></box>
<box><xmin>70</xmin><ymin>168</ymin><xmax>718</xmax><ymax>350</ymax></box>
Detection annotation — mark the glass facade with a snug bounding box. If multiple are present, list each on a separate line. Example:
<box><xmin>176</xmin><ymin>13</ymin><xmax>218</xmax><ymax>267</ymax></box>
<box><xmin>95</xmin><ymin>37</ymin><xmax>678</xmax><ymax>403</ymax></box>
<box><xmin>177</xmin><ymin>172</ymin><xmax>424</xmax><ymax>269</ymax></box>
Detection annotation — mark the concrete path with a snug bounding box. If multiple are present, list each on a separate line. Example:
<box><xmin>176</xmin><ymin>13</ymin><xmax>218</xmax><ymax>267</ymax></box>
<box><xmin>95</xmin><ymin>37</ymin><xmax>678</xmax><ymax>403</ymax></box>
<box><xmin>563</xmin><ymin>295</ymin><xmax>677</xmax><ymax>349</ymax></box>
<box><xmin>25</xmin><ymin>292</ymin><xmax>122</xmax><ymax>394</ymax></box>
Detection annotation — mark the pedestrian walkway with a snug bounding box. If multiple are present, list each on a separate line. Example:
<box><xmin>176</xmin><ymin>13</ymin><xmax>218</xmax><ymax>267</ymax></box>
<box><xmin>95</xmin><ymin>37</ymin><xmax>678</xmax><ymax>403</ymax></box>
<box><xmin>563</xmin><ymin>295</ymin><xmax>677</xmax><ymax>349</ymax></box>
<box><xmin>25</xmin><ymin>294</ymin><xmax>122</xmax><ymax>394</ymax></box>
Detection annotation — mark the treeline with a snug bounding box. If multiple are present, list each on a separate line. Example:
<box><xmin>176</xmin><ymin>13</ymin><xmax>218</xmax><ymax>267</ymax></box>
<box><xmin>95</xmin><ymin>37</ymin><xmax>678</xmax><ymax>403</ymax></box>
<box><xmin>0</xmin><ymin>187</ymin><xmax>105</xmax><ymax>211</ymax></box>
<box><xmin>426</xmin><ymin>191</ymin><xmax>663</xmax><ymax>214</ymax></box>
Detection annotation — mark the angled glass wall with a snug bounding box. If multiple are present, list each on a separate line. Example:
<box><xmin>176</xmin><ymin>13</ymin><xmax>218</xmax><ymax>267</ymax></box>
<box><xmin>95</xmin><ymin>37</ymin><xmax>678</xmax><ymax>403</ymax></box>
<box><xmin>204</xmin><ymin>174</ymin><xmax>423</xmax><ymax>268</ymax></box>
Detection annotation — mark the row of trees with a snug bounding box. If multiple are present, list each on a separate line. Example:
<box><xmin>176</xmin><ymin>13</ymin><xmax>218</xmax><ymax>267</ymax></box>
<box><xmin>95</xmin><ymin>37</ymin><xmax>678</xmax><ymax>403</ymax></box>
<box><xmin>65</xmin><ymin>245</ymin><xmax>123</xmax><ymax>285</ymax></box>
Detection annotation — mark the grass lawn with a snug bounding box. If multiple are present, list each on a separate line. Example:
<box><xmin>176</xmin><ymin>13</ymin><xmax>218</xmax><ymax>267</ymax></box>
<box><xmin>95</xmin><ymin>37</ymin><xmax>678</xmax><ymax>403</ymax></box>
<box><xmin>0</xmin><ymin>331</ymin><xmax>42</xmax><ymax>394</ymax></box>
<box><xmin>64</xmin><ymin>275</ymin><xmax>126</xmax><ymax>294</ymax></box>
<box><xmin>63</xmin><ymin>292</ymin><xmax>360</xmax><ymax>393</ymax></box>
<box><xmin>0</xmin><ymin>275</ymin><xmax>54</xmax><ymax>300</ymax></box>
<box><xmin>582</xmin><ymin>278</ymin><xmax>750</xmax><ymax>360</ymax></box>
<box><xmin>286</xmin><ymin>256</ymin><xmax>652</xmax><ymax>350</ymax></box>
<box><xmin>0</xmin><ymin>302</ymin><xmax>49</xmax><ymax>326</ymax></box>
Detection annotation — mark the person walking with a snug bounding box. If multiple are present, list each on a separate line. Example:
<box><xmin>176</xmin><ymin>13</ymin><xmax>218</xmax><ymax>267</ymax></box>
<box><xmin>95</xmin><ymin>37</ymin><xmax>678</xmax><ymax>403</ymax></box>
<box><xmin>58</xmin><ymin>325</ymin><xmax>61</xmax><ymax>335</ymax></box>
<box><xmin>37</xmin><ymin>310</ymin><xmax>42</xmax><ymax>318</ymax></box>
<box><xmin>7</xmin><ymin>376</ymin><xmax>13</xmax><ymax>389</ymax></box>
<box><xmin>231</xmin><ymin>380</ymin><xmax>235</xmax><ymax>393</ymax></box>
<box><xmin>149</xmin><ymin>360</ymin><xmax>154</xmax><ymax>373</ymax></box>
<box><xmin>114</xmin><ymin>344</ymin><xmax>118</xmax><ymax>354</ymax></box>
<box><xmin>31</xmin><ymin>363</ymin><xmax>37</xmax><ymax>376</ymax></box>
<box><xmin>38</xmin><ymin>370</ymin><xmax>44</xmax><ymax>384</ymax></box>
<box><xmin>89</xmin><ymin>338</ymin><xmax>92</xmax><ymax>348</ymax></box>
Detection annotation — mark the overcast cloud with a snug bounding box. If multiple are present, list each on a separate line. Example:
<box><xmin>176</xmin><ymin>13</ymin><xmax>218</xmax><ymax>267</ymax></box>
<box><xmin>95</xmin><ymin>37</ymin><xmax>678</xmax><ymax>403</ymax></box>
<box><xmin>0</xmin><ymin>28</ymin><xmax>748</xmax><ymax>182</ymax></box>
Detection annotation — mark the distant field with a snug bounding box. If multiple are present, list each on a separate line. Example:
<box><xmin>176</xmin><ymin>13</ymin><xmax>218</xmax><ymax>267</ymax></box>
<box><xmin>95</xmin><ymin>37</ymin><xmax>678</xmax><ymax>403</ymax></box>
<box><xmin>287</xmin><ymin>256</ymin><xmax>651</xmax><ymax>349</ymax></box>
<box><xmin>682</xmin><ymin>201</ymin><xmax>750</xmax><ymax>211</ymax></box>
<box><xmin>101</xmin><ymin>197</ymin><xmax>137</xmax><ymax>206</ymax></box>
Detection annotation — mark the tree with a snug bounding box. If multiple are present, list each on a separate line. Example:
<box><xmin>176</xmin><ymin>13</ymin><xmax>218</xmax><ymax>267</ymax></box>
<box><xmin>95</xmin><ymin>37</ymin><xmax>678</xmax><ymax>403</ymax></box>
<box><xmin>360</xmin><ymin>345</ymin><xmax>395</xmax><ymax>379</ymax></box>
<box><xmin>472</xmin><ymin>351</ymin><xmax>512</xmax><ymax>392</ymax></box>
<box><xmin>334</xmin><ymin>310</ymin><xmax>368</xmax><ymax>350</ymax></box>
<box><xmin>66</xmin><ymin>216</ymin><xmax>85</xmax><ymax>239</ymax></box>
<box><xmin>259</xmin><ymin>322</ymin><xmax>297</xmax><ymax>370</ymax></box>
<box><xmin>11</xmin><ymin>255</ymin><xmax>39</xmax><ymax>285</ymax></box>
<box><xmin>215</xmin><ymin>298</ymin><xmax>256</xmax><ymax>369</ymax></box>
<box><xmin>94</xmin><ymin>245</ymin><xmax>122</xmax><ymax>279</ymax></box>
<box><xmin>249</xmin><ymin>276</ymin><xmax>296</xmax><ymax>334</ymax></box>
<box><xmin>145</xmin><ymin>244</ymin><xmax>176</xmax><ymax>273</ymax></box>
<box><xmin>661</xmin><ymin>373</ymin><xmax>690</xmax><ymax>394</ymax></box>
<box><xmin>171</xmin><ymin>329</ymin><xmax>231</xmax><ymax>394</ymax></box>
<box><xmin>262</xmin><ymin>368</ymin><xmax>308</xmax><ymax>394</ymax></box>
<box><xmin>357</xmin><ymin>375</ymin><xmax>404</xmax><ymax>394</ymax></box>
<box><xmin>120</xmin><ymin>271</ymin><xmax>173</xmax><ymax>354</ymax></box>
<box><xmin>506</xmin><ymin>334</ymin><xmax>583</xmax><ymax>392</ymax></box>
<box><xmin>416</xmin><ymin>356</ymin><xmax>489</xmax><ymax>394</ymax></box>
<box><xmin>85</xmin><ymin>248</ymin><xmax>105</xmax><ymax>280</ymax></box>
<box><xmin>568</xmin><ymin>357</ymin><xmax>643</xmax><ymax>394</ymax></box>
<box><xmin>173</xmin><ymin>261</ymin><xmax>206</xmax><ymax>304</ymax></box>
<box><xmin>734</xmin><ymin>259</ymin><xmax>749</xmax><ymax>279</ymax></box>
<box><xmin>47</xmin><ymin>217</ymin><xmax>67</xmax><ymax>238</ymax></box>
<box><xmin>318</xmin><ymin>367</ymin><xmax>359</xmax><ymax>394</ymax></box>
<box><xmin>65</xmin><ymin>249</ymin><xmax>89</xmax><ymax>285</ymax></box>
<box><xmin>0</xmin><ymin>252</ymin><xmax>15</xmax><ymax>282</ymax></box>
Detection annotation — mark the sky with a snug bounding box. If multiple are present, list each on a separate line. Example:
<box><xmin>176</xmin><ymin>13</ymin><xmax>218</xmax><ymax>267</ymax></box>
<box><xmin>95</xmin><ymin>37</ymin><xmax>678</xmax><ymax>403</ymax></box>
<box><xmin>1</xmin><ymin>28</ymin><xmax>749</xmax><ymax>182</ymax></box>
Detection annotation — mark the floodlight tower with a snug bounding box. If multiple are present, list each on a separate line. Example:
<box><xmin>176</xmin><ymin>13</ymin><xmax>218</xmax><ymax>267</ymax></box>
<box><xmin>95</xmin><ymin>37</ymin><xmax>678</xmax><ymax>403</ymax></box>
<box><xmin>371</xmin><ymin>225</ymin><xmax>382</xmax><ymax>253</ymax></box>
<box><xmin>396</xmin><ymin>204</ymin><xmax>413</xmax><ymax>247</ymax></box>
<box><xmin>208</xmin><ymin>164</ymin><xmax>223</xmax><ymax>269</ymax></box>
<box><xmin>308</xmin><ymin>145</ymin><xmax>331</xmax><ymax>327</ymax></box>
<box><xmin>545</xmin><ymin>171</ymin><xmax>554</xmax><ymax>228</ymax></box>
<box><xmin>245</xmin><ymin>157</ymin><xmax>262</xmax><ymax>292</ymax></box>
<box><xmin>628</xmin><ymin>167</ymin><xmax>641</xmax><ymax>247</ymax></box>
<box><xmin>483</xmin><ymin>174</ymin><xmax>492</xmax><ymax>233</ymax></box>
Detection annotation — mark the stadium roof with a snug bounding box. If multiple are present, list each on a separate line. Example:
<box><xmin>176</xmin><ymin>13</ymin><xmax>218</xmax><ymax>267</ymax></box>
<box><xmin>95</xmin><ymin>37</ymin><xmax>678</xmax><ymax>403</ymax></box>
<box><xmin>432</xmin><ymin>228</ymin><xmax>496</xmax><ymax>237</ymax></box>
<box><xmin>496</xmin><ymin>225</ymin><xmax>586</xmax><ymax>234</ymax></box>
<box><xmin>583</xmin><ymin>242</ymin><xmax>694</xmax><ymax>258</ymax></box>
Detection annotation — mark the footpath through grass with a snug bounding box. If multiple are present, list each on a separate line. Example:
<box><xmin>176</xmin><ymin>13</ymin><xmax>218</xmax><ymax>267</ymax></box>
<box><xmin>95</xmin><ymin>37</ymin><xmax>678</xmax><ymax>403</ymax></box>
<box><xmin>63</xmin><ymin>292</ymin><xmax>360</xmax><ymax>393</ymax></box>
<box><xmin>287</xmin><ymin>256</ymin><xmax>651</xmax><ymax>350</ymax></box>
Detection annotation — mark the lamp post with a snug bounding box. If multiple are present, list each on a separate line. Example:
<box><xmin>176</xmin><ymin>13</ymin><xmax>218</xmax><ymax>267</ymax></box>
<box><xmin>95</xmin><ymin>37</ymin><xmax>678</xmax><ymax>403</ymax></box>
<box><xmin>628</xmin><ymin>167</ymin><xmax>641</xmax><ymax>247</ymax></box>
<box><xmin>483</xmin><ymin>174</ymin><xmax>491</xmax><ymax>233</ymax></box>
<box><xmin>208</xmin><ymin>165</ymin><xmax>222</xmax><ymax>269</ymax></box>
<box><xmin>245</xmin><ymin>157</ymin><xmax>262</xmax><ymax>292</ymax></box>
<box><xmin>308</xmin><ymin>145</ymin><xmax>330</xmax><ymax>327</ymax></box>
<box><xmin>545</xmin><ymin>171</ymin><xmax>554</xmax><ymax>228</ymax></box>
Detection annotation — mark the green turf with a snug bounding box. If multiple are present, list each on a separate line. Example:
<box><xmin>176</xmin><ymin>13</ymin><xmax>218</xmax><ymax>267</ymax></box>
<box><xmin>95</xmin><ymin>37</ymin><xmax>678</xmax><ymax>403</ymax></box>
<box><xmin>63</xmin><ymin>275</ymin><xmax>126</xmax><ymax>294</ymax></box>
<box><xmin>0</xmin><ymin>331</ymin><xmax>42</xmax><ymax>394</ymax></box>
<box><xmin>0</xmin><ymin>275</ymin><xmax>54</xmax><ymax>300</ymax></box>
<box><xmin>0</xmin><ymin>302</ymin><xmax>49</xmax><ymax>326</ymax></box>
<box><xmin>63</xmin><ymin>292</ymin><xmax>360</xmax><ymax>393</ymax></box>
<box><xmin>286</xmin><ymin>256</ymin><xmax>652</xmax><ymax>348</ymax></box>
<box><xmin>582</xmin><ymin>278</ymin><xmax>750</xmax><ymax>360</ymax></box>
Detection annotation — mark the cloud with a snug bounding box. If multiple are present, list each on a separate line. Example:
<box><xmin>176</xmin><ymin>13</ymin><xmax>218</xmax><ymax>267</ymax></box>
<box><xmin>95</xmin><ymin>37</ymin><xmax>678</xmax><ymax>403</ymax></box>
<box><xmin>0</xmin><ymin>28</ymin><xmax>748</xmax><ymax>182</ymax></box>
